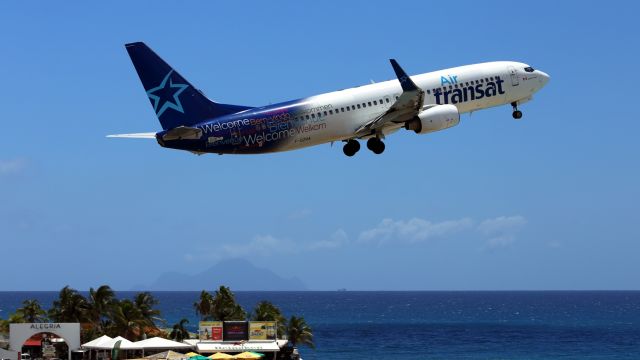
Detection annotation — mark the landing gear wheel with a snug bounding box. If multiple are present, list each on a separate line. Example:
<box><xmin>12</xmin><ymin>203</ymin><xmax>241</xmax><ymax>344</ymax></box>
<box><xmin>342</xmin><ymin>139</ymin><xmax>360</xmax><ymax>157</ymax></box>
<box><xmin>366</xmin><ymin>137</ymin><xmax>385</xmax><ymax>154</ymax></box>
<box><xmin>512</xmin><ymin>110</ymin><xmax>522</xmax><ymax>119</ymax></box>
<box><xmin>511</xmin><ymin>101</ymin><xmax>522</xmax><ymax>119</ymax></box>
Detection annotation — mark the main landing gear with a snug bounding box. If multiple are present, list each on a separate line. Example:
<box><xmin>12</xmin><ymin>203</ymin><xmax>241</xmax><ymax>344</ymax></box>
<box><xmin>342</xmin><ymin>137</ymin><xmax>386</xmax><ymax>156</ymax></box>
<box><xmin>511</xmin><ymin>101</ymin><xmax>523</xmax><ymax>119</ymax></box>
<box><xmin>366</xmin><ymin>137</ymin><xmax>385</xmax><ymax>154</ymax></box>
<box><xmin>343</xmin><ymin>139</ymin><xmax>360</xmax><ymax>157</ymax></box>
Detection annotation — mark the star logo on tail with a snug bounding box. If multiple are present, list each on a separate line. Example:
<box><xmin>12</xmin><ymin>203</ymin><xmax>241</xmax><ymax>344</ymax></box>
<box><xmin>146</xmin><ymin>70</ymin><xmax>188</xmax><ymax>117</ymax></box>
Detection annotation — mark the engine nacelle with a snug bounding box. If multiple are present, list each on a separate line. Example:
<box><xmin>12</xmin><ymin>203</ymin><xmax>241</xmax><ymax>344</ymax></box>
<box><xmin>404</xmin><ymin>104</ymin><xmax>460</xmax><ymax>134</ymax></box>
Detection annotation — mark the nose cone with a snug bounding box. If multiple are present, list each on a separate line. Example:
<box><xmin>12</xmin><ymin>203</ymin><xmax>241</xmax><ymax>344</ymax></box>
<box><xmin>537</xmin><ymin>70</ymin><xmax>550</xmax><ymax>87</ymax></box>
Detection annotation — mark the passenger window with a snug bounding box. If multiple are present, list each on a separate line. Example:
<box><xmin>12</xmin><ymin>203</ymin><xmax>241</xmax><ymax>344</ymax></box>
<box><xmin>386</xmin><ymin>98</ymin><xmax>390</xmax><ymax>103</ymax></box>
<box><xmin>305</xmin><ymin>115</ymin><xmax>310</xmax><ymax>120</ymax></box>
<box><xmin>352</xmin><ymin>105</ymin><xmax>356</xmax><ymax>110</ymax></box>
<box><xmin>373</xmin><ymin>100</ymin><xmax>377</xmax><ymax>105</ymax></box>
<box><xmin>426</xmin><ymin>90</ymin><xmax>430</xmax><ymax>94</ymax></box>
<box><xmin>311</xmin><ymin>114</ymin><xmax>315</xmax><ymax>119</ymax></box>
<box><xmin>361</xmin><ymin>103</ymin><xmax>365</xmax><ymax>107</ymax></box>
<box><xmin>317</xmin><ymin>112</ymin><xmax>321</xmax><ymax>117</ymax></box>
<box><xmin>395</xmin><ymin>96</ymin><xmax>399</xmax><ymax>100</ymax></box>
<box><xmin>324</xmin><ymin>111</ymin><xmax>328</xmax><ymax>116</ymax></box>
<box><xmin>341</xmin><ymin>107</ymin><xmax>345</xmax><ymax>112</ymax></box>
<box><xmin>380</xmin><ymin>99</ymin><xmax>383</xmax><ymax>103</ymax></box>
<box><xmin>368</xmin><ymin>101</ymin><xmax>372</xmax><ymax>106</ymax></box>
<box><xmin>357</xmin><ymin>104</ymin><xmax>361</xmax><ymax>109</ymax></box>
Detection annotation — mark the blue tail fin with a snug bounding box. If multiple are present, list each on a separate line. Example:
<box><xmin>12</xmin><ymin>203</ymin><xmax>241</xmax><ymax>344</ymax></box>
<box><xmin>125</xmin><ymin>42</ymin><xmax>252</xmax><ymax>130</ymax></box>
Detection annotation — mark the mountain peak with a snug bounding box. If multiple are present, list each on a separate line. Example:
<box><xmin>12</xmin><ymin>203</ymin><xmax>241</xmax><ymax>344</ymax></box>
<box><xmin>138</xmin><ymin>259</ymin><xmax>307</xmax><ymax>291</ymax></box>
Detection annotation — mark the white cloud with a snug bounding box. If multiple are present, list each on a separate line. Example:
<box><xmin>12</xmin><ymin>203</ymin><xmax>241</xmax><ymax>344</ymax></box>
<box><xmin>211</xmin><ymin>228</ymin><xmax>349</xmax><ymax>261</ymax></box>
<box><xmin>478</xmin><ymin>215</ymin><xmax>527</xmax><ymax>248</ymax></box>
<box><xmin>358</xmin><ymin>217</ymin><xmax>474</xmax><ymax>244</ymax></box>
<box><xmin>207</xmin><ymin>215</ymin><xmax>526</xmax><ymax>260</ymax></box>
<box><xmin>308</xmin><ymin>228</ymin><xmax>349</xmax><ymax>250</ymax></box>
<box><xmin>0</xmin><ymin>158</ymin><xmax>27</xmax><ymax>175</ymax></box>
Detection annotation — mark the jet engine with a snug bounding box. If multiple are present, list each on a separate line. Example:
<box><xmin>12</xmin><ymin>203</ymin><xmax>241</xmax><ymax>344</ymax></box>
<box><xmin>404</xmin><ymin>104</ymin><xmax>460</xmax><ymax>134</ymax></box>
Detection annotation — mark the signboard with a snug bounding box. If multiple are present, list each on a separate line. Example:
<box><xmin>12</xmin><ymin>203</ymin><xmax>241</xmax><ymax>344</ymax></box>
<box><xmin>198</xmin><ymin>321</ymin><xmax>223</xmax><ymax>341</ymax></box>
<box><xmin>249</xmin><ymin>322</ymin><xmax>277</xmax><ymax>340</ymax></box>
<box><xmin>222</xmin><ymin>321</ymin><xmax>249</xmax><ymax>342</ymax></box>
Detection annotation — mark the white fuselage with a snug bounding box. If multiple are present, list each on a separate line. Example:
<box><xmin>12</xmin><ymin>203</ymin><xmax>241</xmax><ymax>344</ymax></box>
<box><xmin>263</xmin><ymin>61</ymin><xmax>548</xmax><ymax>152</ymax></box>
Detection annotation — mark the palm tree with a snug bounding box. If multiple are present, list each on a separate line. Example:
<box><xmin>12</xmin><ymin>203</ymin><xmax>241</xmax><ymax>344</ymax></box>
<box><xmin>17</xmin><ymin>299</ymin><xmax>47</xmax><ymax>322</ymax></box>
<box><xmin>48</xmin><ymin>286</ymin><xmax>90</xmax><ymax>323</ymax></box>
<box><xmin>286</xmin><ymin>316</ymin><xmax>314</xmax><ymax>349</ymax></box>
<box><xmin>169</xmin><ymin>318</ymin><xmax>190</xmax><ymax>342</ymax></box>
<box><xmin>193</xmin><ymin>290</ymin><xmax>214</xmax><ymax>320</ymax></box>
<box><xmin>133</xmin><ymin>292</ymin><xmax>163</xmax><ymax>327</ymax></box>
<box><xmin>210</xmin><ymin>286</ymin><xmax>246</xmax><ymax>321</ymax></box>
<box><xmin>87</xmin><ymin>285</ymin><xmax>116</xmax><ymax>332</ymax></box>
<box><xmin>107</xmin><ymin>299</ymin><xmax>147</xmax><ymax>340</ymax></box>
<box><xmin>251</xmin><ymin>301</ymin><xmax>287</xmax><ymax>337</ymax></box>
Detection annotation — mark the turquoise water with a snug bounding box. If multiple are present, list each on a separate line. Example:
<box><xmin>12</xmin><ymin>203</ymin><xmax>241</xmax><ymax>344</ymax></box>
<box><xmin>1</xmin><ymin>291</ymin><xmax>639</xmax><ymax>359</ymax></box>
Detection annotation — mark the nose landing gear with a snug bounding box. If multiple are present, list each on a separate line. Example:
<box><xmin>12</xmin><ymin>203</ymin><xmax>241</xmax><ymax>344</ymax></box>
<box><xmin>511</xmin><ymin>101</ymin><xmax>523</xmax><ymax>119</ymax></box>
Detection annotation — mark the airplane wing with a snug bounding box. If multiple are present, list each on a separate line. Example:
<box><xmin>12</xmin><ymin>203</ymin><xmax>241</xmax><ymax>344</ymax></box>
<box><xmin>106</xmin><ymin>132</ymin><xmax>156</xmax><ymax>139</ymax></box>
<box><xmin>355</xmin><ymin>59</ymin><xmax>425</xmax><ymax>137</ymax></box>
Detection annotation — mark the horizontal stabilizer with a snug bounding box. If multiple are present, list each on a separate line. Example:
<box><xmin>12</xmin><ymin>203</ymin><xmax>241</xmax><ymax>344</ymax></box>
<box><xmin>107</xmin><ymin>132</ymin><xmax>156</xmax><ymax>139</ymax></box>
<box><xmin>161</xmin><ymin>126</ymin><xmax>202</xmax><ymax>141</ymax></box>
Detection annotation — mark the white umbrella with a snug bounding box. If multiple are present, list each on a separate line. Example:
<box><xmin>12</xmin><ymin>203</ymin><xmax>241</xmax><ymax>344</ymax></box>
<box><xmin>133</xmin><ymin>337</ymin><xmax>193</xmax><ymax>356</ymax></box>
<box><xmin>133</xmin><ymin>337</ymin><xmax>193</xmax><ymax>350</ymax></box>
<box><xmin>97</xmin><ymin>336</ymin><xmax>140</xmax><ymax>350</ymax></box>
<box><xmin>82</xmin><ymin>335</ymin><xmax>113</xmax><ymax>349</ymax></box>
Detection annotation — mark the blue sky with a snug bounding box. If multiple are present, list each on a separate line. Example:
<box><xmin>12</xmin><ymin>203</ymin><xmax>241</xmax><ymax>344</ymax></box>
<box><xmin>1</xmin><ymin>1</ymin><xmax>638</xmax><ymax>290</ymax></box>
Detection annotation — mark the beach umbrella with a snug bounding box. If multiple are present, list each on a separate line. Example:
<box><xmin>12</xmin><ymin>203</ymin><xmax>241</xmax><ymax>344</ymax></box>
<box><xmin>145</xmin><ymin>350</ymin><xmax>188</xmax><ymax>360</ymax></box>
<box><xmin>190</xmin><ymin>356</ymin><xmax>210</xmax><ymax>360</ymax></box>
<box><xmin>233</xmin><ymin>352</ymin><xmax>261</xmax><ymax>359</ymax></box>
<box><xmin>209</xmin><ymin>353</ymin><xmax>233</xmax><ymax>359</ymax></box>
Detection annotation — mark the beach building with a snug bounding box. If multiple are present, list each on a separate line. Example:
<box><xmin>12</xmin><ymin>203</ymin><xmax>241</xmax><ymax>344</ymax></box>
<box><xmin>2</xmin><ymin>322</ymin><xmax>290</xmax><ymax>360</ymax></box>
<box><xmin>185</xmin><ymin>321</ymin><xmax>284</xmax><ymax>359</ymax></box>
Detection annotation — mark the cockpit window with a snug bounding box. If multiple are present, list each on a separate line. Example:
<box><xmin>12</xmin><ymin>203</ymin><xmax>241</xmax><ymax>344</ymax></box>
<box><xmin>524</xmin><ymin>66</ymin><xmax>535</xmax><ymax>72</ymax></box>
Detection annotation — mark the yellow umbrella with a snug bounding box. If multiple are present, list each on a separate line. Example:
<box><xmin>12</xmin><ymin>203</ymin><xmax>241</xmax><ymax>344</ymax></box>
<box><xmin>185</xmin><ymin>353</ymin><xmax>200</xmax><ymax>358</ymax></box>
<box><xmin>209</xmin><ymin>354</ymin><xmax>233</xmax><ymax>359</ymax></box>
<box><xmin>233</xmin><ymin>353</ymin><xmax>261</xmax><ymax>359</ymax></box>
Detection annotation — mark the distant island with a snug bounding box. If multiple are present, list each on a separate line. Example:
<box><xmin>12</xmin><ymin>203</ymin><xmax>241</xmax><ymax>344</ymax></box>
<box><xmin>135</xmin><ymin>259</ymin><xmax>307</xmax><ymax>291</ymax></box>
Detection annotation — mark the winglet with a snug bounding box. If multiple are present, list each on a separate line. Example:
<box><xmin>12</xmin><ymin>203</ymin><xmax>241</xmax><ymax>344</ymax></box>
<box><xmin>390</xmin><ymin>59</ymin><xmax>419</xmax><ymax>92</ymax></box>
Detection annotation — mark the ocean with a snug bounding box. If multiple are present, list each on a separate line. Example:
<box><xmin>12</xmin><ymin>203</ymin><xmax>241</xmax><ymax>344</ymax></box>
<box><xmin>1</xmin><ymin>291</ymin><xmax>639</xmax><ymax>359</ymax></box>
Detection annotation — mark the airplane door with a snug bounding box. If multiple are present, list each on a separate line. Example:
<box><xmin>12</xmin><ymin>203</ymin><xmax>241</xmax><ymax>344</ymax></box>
<box><xmin>508</xmin><ymin>66</ymin><xmax>519</xmax><ymax>86</ymax></box>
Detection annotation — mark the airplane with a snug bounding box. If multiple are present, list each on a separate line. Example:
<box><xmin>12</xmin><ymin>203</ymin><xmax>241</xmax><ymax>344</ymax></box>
<box><xmin>110</xmin><ymin>42</ymin><xmax>549</xmax><ymax>156</ymax></box>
